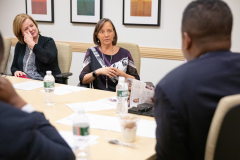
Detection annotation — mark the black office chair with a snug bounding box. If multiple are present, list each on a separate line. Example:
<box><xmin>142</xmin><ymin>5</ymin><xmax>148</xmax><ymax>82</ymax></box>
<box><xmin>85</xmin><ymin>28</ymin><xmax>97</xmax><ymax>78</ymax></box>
<box><xmin>205</xmin><ymin>94</ymin><xmax>240</xmax><ymax>160</ymax></box>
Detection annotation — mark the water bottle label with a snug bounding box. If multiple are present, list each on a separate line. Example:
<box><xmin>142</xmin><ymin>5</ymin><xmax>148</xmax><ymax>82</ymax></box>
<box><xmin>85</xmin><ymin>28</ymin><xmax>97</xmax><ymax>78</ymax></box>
<box><xmin>73</xmin><ymin>126</ymin><xmax>89</xmax><ymax>136</ymax></box>
<box><xmin>117</xmin><ymin>90</ymin><xmax>128</xmax><ymax>97</ymax></box>
<box><xmin>44</xmin><ymin>82</ymin><xmax>54</xmax><ymax>88</ymax></box>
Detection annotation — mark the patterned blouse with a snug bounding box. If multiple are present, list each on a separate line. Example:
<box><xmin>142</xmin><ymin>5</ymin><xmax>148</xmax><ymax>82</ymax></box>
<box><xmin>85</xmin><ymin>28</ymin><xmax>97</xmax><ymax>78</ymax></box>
<box><xmin>23</xmin><ymin>45</ymin><xmax>43</xmax><ymax>80</ymax></box>
<box><xmin>79</xmin><ymin>46</ymin><xmax>140</xmax><ymax>92</ymax></box>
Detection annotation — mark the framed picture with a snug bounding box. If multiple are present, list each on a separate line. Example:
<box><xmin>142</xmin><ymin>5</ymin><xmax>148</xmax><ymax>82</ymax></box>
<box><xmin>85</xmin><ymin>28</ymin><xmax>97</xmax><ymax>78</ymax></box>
<box><xmin>71</xmin><ymin>0</ymin><xmax>102</xmax><ymax>24</ymax></box>
<box><xmin>26</xmin><ymin>0</ymin><xmax>54</xmax><ymax>23</ymax></box>
<box><xmin>123</xmin><ymin>0</ymin><xmax>161</xmax><ymax>26</ymax></box>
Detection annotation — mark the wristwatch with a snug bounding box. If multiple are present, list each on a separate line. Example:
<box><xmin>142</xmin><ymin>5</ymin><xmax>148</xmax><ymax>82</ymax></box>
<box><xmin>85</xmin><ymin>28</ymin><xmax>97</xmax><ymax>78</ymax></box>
<box><xmin>92</xmin><ymin>71</ymin><xmax>97</xmax><ymax>78</ymax></box>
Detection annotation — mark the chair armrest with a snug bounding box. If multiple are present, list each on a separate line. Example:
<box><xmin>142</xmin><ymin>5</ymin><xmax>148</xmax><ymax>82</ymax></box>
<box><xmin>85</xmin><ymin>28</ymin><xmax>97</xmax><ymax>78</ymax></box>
<box><xmin>56</xmin><ymin>72</ymin><xmax>73</xmax><ymax>78</ymax></box>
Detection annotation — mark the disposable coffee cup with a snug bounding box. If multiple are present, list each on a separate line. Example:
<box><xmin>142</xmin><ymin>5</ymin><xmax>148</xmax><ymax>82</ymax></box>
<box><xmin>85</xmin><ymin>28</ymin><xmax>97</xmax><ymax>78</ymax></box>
<box><xmin>119</xmin><ymin>115</ymin><xmax>140</xmax><ymax>143</ymax></box>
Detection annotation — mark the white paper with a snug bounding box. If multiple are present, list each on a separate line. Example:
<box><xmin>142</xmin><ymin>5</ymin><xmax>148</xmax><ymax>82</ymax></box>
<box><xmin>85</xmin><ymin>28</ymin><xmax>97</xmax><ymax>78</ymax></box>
<box><xmin>59</xmin><ymin>131</ymin><xmax>99</xmax><ymax>149</ymax></box>
<box><xmin>59</xmin><ymin>85</ymin><xmax>89</xmax><ymax>92</ymax></box>
<box><xmin>130</xmin><ymin>79</ymin><xmax>154</xmax><ymax>107</ymax></box>
<box><xmin>13</xmin><ymin>81</ymin><xmax>43</xmax><ymax>91</ymax></box>
<box><xmin>66</xmin><ymin>97</ymin><xmax>117</xmax><ymax>112</ymax></box>
<box><xmin>97</xmin><ymin>97</ymin><xmax>117</xmax><ymax>106</ymax></box>
<box><xmin>56</xmin><ymin>113</ymin><xmax>156</xmax><ymax>139</ymax></box>
<box><xmin>40</xmin><ymin>85</ymin><xmax>89</xmax><ymax>95</ymax></box>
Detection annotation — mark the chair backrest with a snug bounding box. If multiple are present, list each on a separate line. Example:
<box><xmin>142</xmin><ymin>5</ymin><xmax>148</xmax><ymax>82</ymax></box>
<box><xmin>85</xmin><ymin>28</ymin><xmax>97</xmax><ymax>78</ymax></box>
<box><xmin>1</xmin><ymin>36</ymin><xmax>11</xmax><ymax>74</ymax></box>
<box><xmin>55</xmin><ymin>42</ymin><xmax>72</xmax><ymax>73</ymax></box>
<box><xmin>116</xmin><ymin>42</ymin><xmax>141</xmax><ymax>75</ymax></box>
<box><xmin>205</xmin><ymin>94</ymin><xmax>240</xmax><ymax>160</ymax></box>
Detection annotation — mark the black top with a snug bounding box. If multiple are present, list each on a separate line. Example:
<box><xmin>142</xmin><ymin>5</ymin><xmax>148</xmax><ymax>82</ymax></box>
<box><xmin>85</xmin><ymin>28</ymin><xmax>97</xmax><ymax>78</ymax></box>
<box><xmin>11</xmin><ymin>34</ymin><xmax>62</xmax><ymax>83</ymax></box>
<box><xmin>0</xmin><ymin>101</ymin><xmax>75</xmax><ymax>160</ymax></box>
<box><xmin>154</xmin><ymin>50</ymin><xmax>240</xmax><ymax>160</ymax></box>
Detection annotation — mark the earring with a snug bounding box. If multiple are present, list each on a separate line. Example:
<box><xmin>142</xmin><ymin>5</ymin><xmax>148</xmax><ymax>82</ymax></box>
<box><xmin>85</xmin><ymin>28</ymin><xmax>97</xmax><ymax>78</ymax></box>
<box><xmin>97</xmin><ymin>39</ymin><xmax>100</xmax><ymax>43</ymax></box>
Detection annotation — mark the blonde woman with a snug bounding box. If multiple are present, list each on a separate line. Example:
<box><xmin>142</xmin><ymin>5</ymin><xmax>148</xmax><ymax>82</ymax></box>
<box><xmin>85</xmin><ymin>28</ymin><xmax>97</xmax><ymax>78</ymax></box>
<box><xmin>11</xmin><ymin>13</ymin><xmax>62</xmax><ymax>83</ymax></box>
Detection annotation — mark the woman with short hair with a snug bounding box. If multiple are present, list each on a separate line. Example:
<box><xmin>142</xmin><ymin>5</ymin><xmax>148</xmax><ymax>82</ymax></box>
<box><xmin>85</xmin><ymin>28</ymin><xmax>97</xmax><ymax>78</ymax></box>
<box><xmin>11</xmin><ymin>13</ymin><xmax>62</xmax><ymax>83</ymax></box>
<box><xmin>79</xmin><ymin>18</ymin><xmax>140</xmax><ymax>91</ymax></box>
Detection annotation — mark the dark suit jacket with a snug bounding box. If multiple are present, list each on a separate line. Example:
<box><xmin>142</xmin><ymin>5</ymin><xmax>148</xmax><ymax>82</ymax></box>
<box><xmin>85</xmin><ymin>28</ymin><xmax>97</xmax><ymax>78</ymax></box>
<box><xmin>154</xmin><ymin>50</ymin><xmax>240</xmax><ymax>160</ymax></box>
<box><xmin>11</xmin><ymin>34</ymin><xmax>62</xmax><ymax>83</ymax></box>
<box><xmin>0</xmin><ymin>101</ymin><xmax>75</xmax><ymax>160</ymax></box>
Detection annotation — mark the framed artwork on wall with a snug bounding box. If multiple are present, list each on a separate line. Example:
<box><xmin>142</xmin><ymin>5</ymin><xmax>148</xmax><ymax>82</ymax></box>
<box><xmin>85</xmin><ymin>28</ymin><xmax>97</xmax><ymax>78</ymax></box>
<box><xmin>71</xmin><ymin>0</ymin><xmax>102</xmax><ymax>24</ymax></box>
<box><xmin>26</xmin><ymin>0</ymin><xmax>54</xmax><ymax>23</ymax></box>
<box><xmin>123</xmin><ymin>0</ymin><xmax>161</xmax><ymax>26</ymax></box>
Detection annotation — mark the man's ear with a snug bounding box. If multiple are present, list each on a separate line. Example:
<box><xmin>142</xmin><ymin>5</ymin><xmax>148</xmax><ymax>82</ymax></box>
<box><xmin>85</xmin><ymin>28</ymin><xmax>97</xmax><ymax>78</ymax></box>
<box><xmin>183</xmin><ymin>32</ymin><xmax>192</xmax><ymax>50</ymax></box>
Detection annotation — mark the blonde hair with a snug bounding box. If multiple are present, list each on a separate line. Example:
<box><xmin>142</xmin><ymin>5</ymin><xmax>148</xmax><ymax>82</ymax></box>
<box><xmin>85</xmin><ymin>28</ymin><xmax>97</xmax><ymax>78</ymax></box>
<box><xmin>13</xmin><ymin>13</ymin><xmax>40</xmax><ymax>44</ymax></box>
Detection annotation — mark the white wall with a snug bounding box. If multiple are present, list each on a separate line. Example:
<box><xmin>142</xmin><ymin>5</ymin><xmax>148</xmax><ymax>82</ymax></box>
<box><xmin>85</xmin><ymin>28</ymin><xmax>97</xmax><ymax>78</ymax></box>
<box><xmin>1</xmin><ymin>0</ymin><xmax>240</xmax><ymax>86</ymax></box>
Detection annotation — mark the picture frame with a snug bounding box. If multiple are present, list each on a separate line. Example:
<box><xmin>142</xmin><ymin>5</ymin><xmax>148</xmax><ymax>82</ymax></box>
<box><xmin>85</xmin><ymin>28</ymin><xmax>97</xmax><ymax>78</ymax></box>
<box><xmin>70</xmin><ymin>0</ymin><xmax>102</xmax><ymax>24</ymax></box>
<box><xmin>26</xmin><ymin>0</ymin><xmax>54</xmax><ymax>23</ymax></box>
<box><xmin>123</xmin><ymin>0</ymin><xmax>161</xmax><ymax>26</ymax></box>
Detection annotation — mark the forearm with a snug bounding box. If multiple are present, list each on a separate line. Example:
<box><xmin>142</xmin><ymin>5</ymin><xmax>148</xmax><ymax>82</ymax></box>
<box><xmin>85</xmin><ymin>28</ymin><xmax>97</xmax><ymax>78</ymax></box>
<box><xmin>11</xmin><ymin>67</ymin><xmax>18</xmax><ymax>75</ymax></box>
<box><xmin>11</xmin><ymin>61</ymin><xmax>19</xmax><ymax>75</ymax></box>
<box><xmin>82</xmin><ymin>72</ymin><xmax>95</xmax><ymax>84</ymax></box>
<box><xmin>126</xmin><ymin>65</ymin><xmax>140</xmax><ymax>80</ymax></box>
<box><xmin>31</xmin><ymin>113</ymin><xmax>75</xmax><ymax>160</ymax></box>
<box><xmin>154</xmin><ymin>87</ymin><xmax>189</xmax><ymax>159</ymax></box>
<box><xmin>11</xmin><ymin>46</ymin><xmax>21</xmax><ymax>75</ymax></box>
<box><xmin>34</xmin><ymin>45</ymin><xmax>56</xmax><ymax>64</ymax></box>
<box><xmin>120</xmin><ymin>72</ymin><xmax>135</xmax><ymax>79</ymax></box>
<box><xmin>82</xmin><ymin>69</ymin><xmax>105</xmax><ymax>84</ymax></box>
<box><xmin>33</xmin><ymin>39</ymin><xmax>57</xmax><ymax>64</ymax></box>
<box><xmin>27</xmin><ymin>41</ymin><xmax>36</xmax><ymax>50</ymax></box>
<box><xmin>10</xmin><ymin>96</ymin><xmax>27</xmax><ymax>109</ymax></box>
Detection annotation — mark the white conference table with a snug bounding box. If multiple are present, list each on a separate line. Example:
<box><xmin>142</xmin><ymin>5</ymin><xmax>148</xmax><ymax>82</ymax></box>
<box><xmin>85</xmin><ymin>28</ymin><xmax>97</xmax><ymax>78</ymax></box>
<box><xmin>8</xmin><ymin>76</ymin><xmax>156</xmax><ymax>160</ymax></box>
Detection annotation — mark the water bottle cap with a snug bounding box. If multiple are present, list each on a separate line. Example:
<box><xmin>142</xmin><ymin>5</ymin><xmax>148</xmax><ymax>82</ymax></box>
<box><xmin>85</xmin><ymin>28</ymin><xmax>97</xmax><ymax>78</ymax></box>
<box><xmin>46</xmin><ymin>71</ymin><xmax>52</xmax><ymax>74</ymax></box>
<box><xmin>119</xmin><ymin>76</ymin><xmax>125</xmax><ymax>82</ymax></box>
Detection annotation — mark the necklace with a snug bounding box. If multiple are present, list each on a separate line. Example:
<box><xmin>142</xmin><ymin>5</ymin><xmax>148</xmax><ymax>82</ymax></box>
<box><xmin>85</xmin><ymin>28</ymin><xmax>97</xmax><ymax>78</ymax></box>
<box><xmin>99</xmin><ymin>46</ymin><xmax>113</xmax><ymax>89</ymax></box>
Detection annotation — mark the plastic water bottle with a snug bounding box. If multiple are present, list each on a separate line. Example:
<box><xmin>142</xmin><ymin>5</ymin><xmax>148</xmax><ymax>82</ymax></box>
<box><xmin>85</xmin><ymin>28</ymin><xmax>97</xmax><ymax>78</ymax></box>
<box><xmin>116</xmin><ymin>76</ymin><xmax>128</xmax><ymax>115</ymax></box>
<box><xmin>73</xmin><ymin>108</ymin><xmax>90</xmax><ymax>160</ymax></box>
<box><xmin>43</xmin><ymin>71</ymin><xmax>55</xmax><ymax>105</ymax></box>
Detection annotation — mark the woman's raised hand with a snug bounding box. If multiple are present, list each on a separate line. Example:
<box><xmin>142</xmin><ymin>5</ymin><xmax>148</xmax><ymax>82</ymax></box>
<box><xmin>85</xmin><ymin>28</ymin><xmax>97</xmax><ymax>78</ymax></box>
<box><xmin>23</xmin><ymin>31</ymin><xmax>35</xmax><ymax>49</ymax></box>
